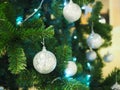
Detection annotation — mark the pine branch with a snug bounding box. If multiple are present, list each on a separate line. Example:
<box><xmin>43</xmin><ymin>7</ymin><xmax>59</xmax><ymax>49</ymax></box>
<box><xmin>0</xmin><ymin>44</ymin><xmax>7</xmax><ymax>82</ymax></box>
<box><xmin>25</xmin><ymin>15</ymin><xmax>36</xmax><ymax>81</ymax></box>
<box><xmin>55</xmin><ymin>45</ymin><xmax>72</xmax><ymax>72</ymax></box>
<box><xmin>62</xmin><ymin>79</ymin><xmax>89</xmax><ymax>90</ymax></box>
<box><xmin>0</xmin><ymin>2</ymin><xmax>16</xmax><ymax>24</ymax></box>
<box><xmin>0</xmin><ymin>20</ymin><xmax>16</xmax><ymax>56</ymax></box>
<box><xmin>17</xmin><ymin>70</ymin><xmax>39</xmax><ymax>88</ymax></box>
<box><xmin>89</xmin><ymin>1</ymin><xmax>103</xmax><ymax>22</ymax></box>
<box><xmin>0</xmin><ymin>3</ymin><xmax>7</xmax><ymax>20</ymax></box>
<box><xmin>8</xmin><ymin>47</ymin><xmax>27</xmax><ymax>74</ymax></box>
<box><xmin>21</xmin><ymin>25</ymin><xmax>54</xmax><ymax>40</ymax></box>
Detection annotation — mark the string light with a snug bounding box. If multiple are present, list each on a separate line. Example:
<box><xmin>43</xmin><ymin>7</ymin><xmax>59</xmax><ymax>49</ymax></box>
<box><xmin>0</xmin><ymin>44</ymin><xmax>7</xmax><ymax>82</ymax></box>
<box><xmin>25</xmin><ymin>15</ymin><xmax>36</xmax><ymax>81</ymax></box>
<box><xmin>87</xmin><ymin>62</ymin><xmax>91</xmax><ymax>68</ymax></box>
<box><xmin>63</xmin><ymin>0</ymin><xmax>68</xmax><ymax>6</ymax></box>
<box><xmin>65</xmin><ymin>70</ymin><xmax>71</xmax><ymax>77</ymax></box>
<box><xmin>37</xmin><ymin>13</ymin><xmax>41</xmax><ymax>17</ymax></box>
<box><xmin>86</xmin><ymin>74</ymin><xmax>91</xmax><ymax>80</ymax></box>
<box><xmin>86</xmin><ymin>82</ymin><xmax>90</xmax><ymax>86</ymax></box>
<box><xmin>73</xmin><ymin>35</ymin><xmax>77</xmax><ymax>39</ymax></box>
<box><xmin>34</xmin><ymin>9</ymin><xmax>38</xmax><ymax>12</ymax></box>
<box><xmin>81</xmin><ymin>4</ymin><xmax>86</xmax><ymax>10</ymax></box>
<box><xmin>73</xmin><ymin>57</ymin><xmax>77</xmax><ymax>62</ymax></box>
<box><xmin>16</xmin><ymin>16</ymin><xmax>23</xmax><ymax>25</ymax></box>
<box><xmin>21</xmin><ymin>0</ymin><xmax>44</xmax><ymax>24</ymax></box>
<box><xmin>86</xmin><ymin>74</ymin><xmax>91</xmax><ymax>86</ymax></box>
<box><xmin>33</xmin><ymin>8</ymin><xmax>41</xmax><ymax>19</ymax></box>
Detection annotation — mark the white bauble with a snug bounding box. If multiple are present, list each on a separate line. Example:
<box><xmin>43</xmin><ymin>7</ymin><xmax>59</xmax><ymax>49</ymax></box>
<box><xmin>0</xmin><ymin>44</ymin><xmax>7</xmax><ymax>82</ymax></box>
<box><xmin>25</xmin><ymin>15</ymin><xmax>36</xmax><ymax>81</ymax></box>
<box><xmin>99</xmin><ymin>16</ymin><xmax>106</xmax><ymax>24</ymax></box>
<box><xmin>63</xmin><ymin>0</ymin><xmax>81</xmax><ymax>23</ymax></box>
<box><xmin>65</xmin><ymin>61</ymin><xmax>77</xmax><ymax>77</ymax></box>
<box><xmin>0</xmin><ymin>86</ymin><xmax>4</xmax><ymax>90</ymax></box>
<box><xmin>111</xmin><ymin>82</ymin><xmax>120</xmax><ymax>90</ymax></box>
<box><xmin>87</xmin><ymin>32</ymin><xmax>103</xmax><ymax>49</ymax></box>
<box><xmin>103</xmin><ymin>52</ymin><xmax>113</xmax><ymax>62</ymax></box>
<box><xmin>86</xmin><ymin>50</ymin><xmax>97</xmax><ymax>61</ymax></box>
<box><xmin>33</xmin><ymin>46</ymin><xmax>57</xmax><ymax>74</ymax></box>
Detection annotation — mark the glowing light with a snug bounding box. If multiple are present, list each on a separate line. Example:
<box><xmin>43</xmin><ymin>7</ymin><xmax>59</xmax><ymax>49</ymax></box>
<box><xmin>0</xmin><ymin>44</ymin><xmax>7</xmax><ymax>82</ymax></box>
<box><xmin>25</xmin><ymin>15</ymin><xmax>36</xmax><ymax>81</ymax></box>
<box><xmin>34</xmin><ymin>13</ymin><xmax>41</xmax><ymax>19</ymax></box>
<box><xmin>64</xmin><ymin>0</ymin><xmax>68</xmax><ymax>6</ymax></box>
<box><xmin>85</xmin><ymin>74</ymin><xmax>91</xmax><ymax>86</ymax></box>
<box><xmin>82</xmin><ymin>5</ymin><xmax>86</xmax><ymax>10</ymax></box>
<box><xmin>65</xmin><ymin>70</ymin><xmax>71</xmax><ymax>77</ymax></box>
<box><xmin>16</xmin><ymin>16</ymin><xmax>23</xmax><ymax>25</ymax></box>
<box><xmin>86</xmin><ymin>74</ymin><xmax>91</xmax><ymax>81</ymax></box>
<box><xmin>73</xmin><ymin>57</ymin><xmax>77</xmax><ymax>62</ymax></box>
<box><xmin>86</xmin><ymin>82</ymin><xmax>90</xmax><ymax>86</ymax></box>
<box><xmin>37</xmin><ymin>13</ymin><xmax>41</xmax><ymax>17</ymax></box>
<box><xmin>73</xmin><ymin>35</ymin><xmax>77</xmax><ymax>39</ymax></box>
<box><xmin>34</xmin><ymin>9</ymin><xmax>38</xmax><ymax>12</ymax></box>
<box><xmin>87</xmin><ymin>62</ymin><xmax>91</xmax><ymax>67</ymax></box>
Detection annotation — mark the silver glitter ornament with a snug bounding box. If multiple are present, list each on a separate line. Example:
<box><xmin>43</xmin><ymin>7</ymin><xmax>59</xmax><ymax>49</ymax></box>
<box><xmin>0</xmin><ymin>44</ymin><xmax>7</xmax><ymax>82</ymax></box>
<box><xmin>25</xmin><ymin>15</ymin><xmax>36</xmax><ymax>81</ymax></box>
<box><xmin>33</xmin><ymin>45</ymin><xmax>57</xmax><ymax>74</ymax></box>
<box><xmin>87</xmin><ymin>31</ymin><xmax>103</xmax><ymax>49</ymax></box>
<box><xmin>63</xmin><ymin>0</ymin><xmax>81</xmax><ymax>23</ymax></box>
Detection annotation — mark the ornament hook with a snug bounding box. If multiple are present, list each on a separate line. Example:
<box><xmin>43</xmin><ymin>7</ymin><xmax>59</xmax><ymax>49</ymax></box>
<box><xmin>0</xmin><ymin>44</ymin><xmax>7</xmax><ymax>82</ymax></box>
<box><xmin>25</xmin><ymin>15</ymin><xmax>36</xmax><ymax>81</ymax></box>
<box><xmin>41</xmin><ymin>38</ymin><xmax>46</xmax><ymax>50</ymax></box>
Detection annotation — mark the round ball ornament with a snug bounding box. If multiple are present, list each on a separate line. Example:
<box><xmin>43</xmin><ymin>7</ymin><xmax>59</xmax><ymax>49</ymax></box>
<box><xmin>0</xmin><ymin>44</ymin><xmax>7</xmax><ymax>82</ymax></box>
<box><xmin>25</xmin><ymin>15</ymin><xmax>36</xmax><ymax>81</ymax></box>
<box><xmin>103</xmin><ymin>52</ymin><xmax>113</xmax><ymax>62</ymax></box>
<box><xmin>86</xmin><ymin>50</ymin><xmax>97</xmax><ymax>61</ymax></box>
<box><xmin>99</xmin><ymin>16</ymin><xmax>106</xmax><ymax>24</ymax></box>
<box><xmin>63</xmin><ymin>0</ymin><xmax>81</xmax><ymax>23</ymax></box>
<box><xmin>33</xmin><ymin>46</ymin><xmax>57</xmax><ymax>74</ymax></box>
<box><xmin>87</xmin><ymin>31</ymin><xmax>103</xmax><ymax>49</ymax></box>
<box><xmin>111</xmin><ymin>82</ymin><xmax>120</xmax><ymax>90</ymax></box>
<box><xmin>65</xmin><ymin>61</ymin><xmax>77</xmax><ymax>77</ymax></box>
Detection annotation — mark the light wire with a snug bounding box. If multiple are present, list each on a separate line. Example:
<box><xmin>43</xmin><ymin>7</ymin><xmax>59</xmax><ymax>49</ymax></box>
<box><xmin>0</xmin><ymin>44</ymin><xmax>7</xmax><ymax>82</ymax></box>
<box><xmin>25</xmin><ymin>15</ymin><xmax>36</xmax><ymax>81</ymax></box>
<box><xmin>22</xmin><ymin>0</ymin><xmax>44</xmax><ymax>23</ymax></box>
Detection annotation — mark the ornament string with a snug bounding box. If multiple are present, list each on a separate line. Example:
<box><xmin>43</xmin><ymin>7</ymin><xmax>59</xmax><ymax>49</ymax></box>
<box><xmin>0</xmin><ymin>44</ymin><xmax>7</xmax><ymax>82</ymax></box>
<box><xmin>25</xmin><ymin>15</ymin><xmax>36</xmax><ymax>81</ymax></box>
<box><xmin>22</xmin><ymin>0</ymin><xmax>44</xmax><ymax>23</ymax></box>
<box><xmin>41</xmin><ymin>38</ymin><xmax>47</xmax><ymax>50</ymax></box>
<box><xmin>91</xmin><ymin>22</ymin><xmax>94</xmax><ymax>34</ymax></box>
<box><xmin>41</xmin><ymin>38</ymin><xmax>45</xmax><ymax>46</ymax></box>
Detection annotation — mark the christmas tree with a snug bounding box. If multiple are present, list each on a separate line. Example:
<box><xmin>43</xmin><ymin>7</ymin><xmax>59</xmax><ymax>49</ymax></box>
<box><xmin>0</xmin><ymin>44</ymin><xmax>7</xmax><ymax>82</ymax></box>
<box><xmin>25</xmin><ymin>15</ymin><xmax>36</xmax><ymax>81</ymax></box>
<box><xmin>0</xmin><ymin>0</ymin><xmax>113</xmax><ymax>90</ymax></box>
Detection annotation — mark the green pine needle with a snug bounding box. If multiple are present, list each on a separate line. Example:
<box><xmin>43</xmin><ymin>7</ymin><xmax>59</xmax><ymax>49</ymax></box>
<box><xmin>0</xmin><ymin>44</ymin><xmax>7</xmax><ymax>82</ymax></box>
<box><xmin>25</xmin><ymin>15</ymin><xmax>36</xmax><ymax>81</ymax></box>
<box><xmin>8</xmin><ymin>47</ymin><xmax>27</xmax><ymax>74</ymax></box>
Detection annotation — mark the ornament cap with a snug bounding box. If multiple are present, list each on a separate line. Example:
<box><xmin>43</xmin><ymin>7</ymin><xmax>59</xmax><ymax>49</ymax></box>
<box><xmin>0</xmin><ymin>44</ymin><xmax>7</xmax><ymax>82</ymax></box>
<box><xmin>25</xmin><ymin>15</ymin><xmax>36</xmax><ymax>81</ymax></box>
<box><xmin>42</xmin><ymin>46</ymin><xmax>47</xmax><ymax>51</ymax></box>
<box><xmin>70</xmin><ymin>0</ymin><xmax>73</xmax><ymax>3</ymax></box>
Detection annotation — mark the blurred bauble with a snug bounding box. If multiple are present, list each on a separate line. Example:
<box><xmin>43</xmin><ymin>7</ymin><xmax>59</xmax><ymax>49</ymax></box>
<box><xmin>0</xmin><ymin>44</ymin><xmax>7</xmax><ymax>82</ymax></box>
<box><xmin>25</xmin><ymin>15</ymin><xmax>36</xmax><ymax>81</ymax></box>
<box><xmin>103</xmin><ymin>52</ymin><xmax>113</xmax><ymax>62</ymax></box>
<box><xmin>99</xmin><ymin>16</ymin><xmax>106</xmax><ymax>24</ymax></box>
<box><xmin>82</xmin><ymin>4</ymin><xmax>92</xmax><ymax>15</ymax></box>
<box><xmin>86</xmin><ymin>50</ymin><xmax>97</xmax><ymax>61</ymax></box>
<box><xmin>87</xmin><ymin>31</ymin><xmax>103</xmax><ymax>49</ymax></box>
<box><xmin>0</xmin><ymin>86</ymin><xmax>4</xmax><ymax>90</ymax></box>
<box><xmin>64</xmin><ymin>61</ymin><xmax>77</xmax><ymax>77</ymax></box>
<box><xmin>63</xmin><ymin>0</ymin><xmax>81</xmax><ymax>23</ymax></box>
<box><xmin>111</xmin><ymin>82</ymin><xmax>120</xmax><ymax>90</ymax></box>
<box><xmin>33</xmin><ymin>46</ymin><xmax>57</xmax><ymax>74</ymax></box>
